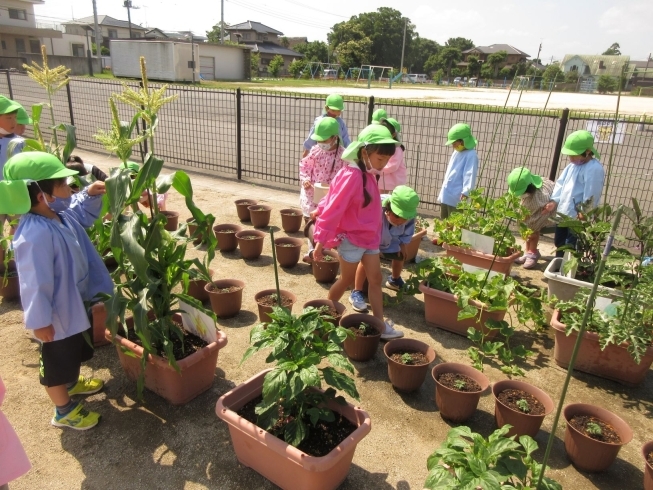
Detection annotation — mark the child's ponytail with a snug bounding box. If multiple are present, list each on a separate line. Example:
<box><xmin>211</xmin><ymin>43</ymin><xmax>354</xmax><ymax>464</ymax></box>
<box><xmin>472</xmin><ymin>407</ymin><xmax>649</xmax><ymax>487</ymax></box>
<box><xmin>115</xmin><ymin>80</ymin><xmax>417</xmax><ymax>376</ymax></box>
<box><xmin>355</xmin><ymin>159</ymin><xmax>372</xmax><ymax>208</ymax></box>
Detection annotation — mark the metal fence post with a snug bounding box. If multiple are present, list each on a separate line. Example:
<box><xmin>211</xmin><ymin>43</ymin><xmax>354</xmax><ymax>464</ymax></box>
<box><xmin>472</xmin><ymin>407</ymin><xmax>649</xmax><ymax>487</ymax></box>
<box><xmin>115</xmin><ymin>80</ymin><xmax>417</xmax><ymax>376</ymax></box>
<box><xmin>65</xmin><ymin>83</ymin><xmax>75</xmax><ymax>126</ymax></box>
<box><xmin>549</xmin><ymin>108</ymin><xmax>570</xmax><ymax>181</ymax></box>
<box><xmin>236</xmin><ymin>88</ymin><xmax>242</xmax><ymax>180</ymax></box>
<box><xmin>367</xmin><ymin>95</ymin><xmax>375</xmax><ymax>125</ymax></box>
<box><xmin>5</xmin><ymin>70</ymin><xmax>13</xmax><ymax>99</ymax></box>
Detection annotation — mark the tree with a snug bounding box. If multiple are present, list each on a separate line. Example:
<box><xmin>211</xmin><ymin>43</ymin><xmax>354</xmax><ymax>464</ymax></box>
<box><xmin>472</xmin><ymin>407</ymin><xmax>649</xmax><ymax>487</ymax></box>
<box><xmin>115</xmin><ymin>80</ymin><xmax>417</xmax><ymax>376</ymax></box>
<box><xmin>438</xmin><ymin>46</ymin><xmax>462</xmax><ymax>78</ymax></box>
<box><xmin>280</xmin><ymin>36</ymin><xmax>290</xmax><ymax>48</ymax></box>
<box><xmin>597</xmin><ymin>75</ymin><xmax>618</xmax><ymax>93</ymax></box>
<box><xmin>251</xmin><ymin>53</ymin><xmax>261</xmax><ymax>76</ymax></box>
<box><xmin>446</xmin><ymin>37</ymin><xmax>474</xmax><ymax>52</ymax></box>
<box><xmin>542</xmin><ymin>64</ymin><xmax>563</xmax><ymax>84</ymax></box>
<box><xmin>423</xmin><ymin>53</ymin><xmax>441</xmax><ymax>76</ymax></box>
<box><xmin>565</xmin><ymin>70</ymin><xmax>580</xmax><ymax>83</ymax></box>
<box><xmin>294</xmin><ymin>40</ymin><xmax>329</xmax><ymax>62</ymax></box>
<box><xmin>406</xmin><ymin>37</ymin><xmax>440</xmax><ymax>73</ymax></box>
<box><xmin>206</xmin><ymin>21</ymin><xmax>229</xmax><ymax>44</ymax></box>
<box><xmin>268</xmin><ymin>55</ymin><xmax>284</xmax><ymax>77</ymax></box>
<box><xmin>288</xmin><ymin>59</ymin><xmax>305</xmax><ymax>78</ymax></box>
<box><xmin>602</xmin><ymin>43</ymin><xmax>621</xmax><ymax>56</ymax></box>
<box><xmin>486</xmin><ymin>50</ymin><xmax>508</xmax><ymax>77</ymax></box>
<box><xmin>467</xmin><ymin>55</ymin><xmax>480</xmax><ymax>78</ymax></box>
<box><xmin>91</xmin><ymin>43</ymin><xmax>109</xmax><ymax>56</ymax></box>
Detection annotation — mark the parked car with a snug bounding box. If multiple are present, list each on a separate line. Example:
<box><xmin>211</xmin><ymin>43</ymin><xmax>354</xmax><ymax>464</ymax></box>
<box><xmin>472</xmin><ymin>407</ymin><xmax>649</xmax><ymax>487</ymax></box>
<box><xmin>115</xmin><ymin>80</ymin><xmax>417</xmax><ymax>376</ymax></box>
<box><xmin>453</xmin><ymin>77</ymin><xmax>462</xmax><ymax>84</ymax></box>
<box><xmin>322</xmin><ymin>69</ymin><xmax>338</xmax><ymax>80</ymax></box>
<box><xmin>408</xmin><ymin>74</ymin><xmax>429</xmax><ymax>83</ymax></box>
<box><xmin>469</xmin><ymin>77</ymin><xmax>478</xmax><ymax>87</ymax></box>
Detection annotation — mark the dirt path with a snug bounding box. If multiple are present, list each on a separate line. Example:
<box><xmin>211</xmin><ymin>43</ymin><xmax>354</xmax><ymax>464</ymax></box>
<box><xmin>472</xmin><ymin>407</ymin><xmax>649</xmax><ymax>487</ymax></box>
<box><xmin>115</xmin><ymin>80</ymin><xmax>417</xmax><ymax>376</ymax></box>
<box><xmin>1</xmin><ymin>150</ymin><xmax>651</xmax><ymax>489</ymax></box>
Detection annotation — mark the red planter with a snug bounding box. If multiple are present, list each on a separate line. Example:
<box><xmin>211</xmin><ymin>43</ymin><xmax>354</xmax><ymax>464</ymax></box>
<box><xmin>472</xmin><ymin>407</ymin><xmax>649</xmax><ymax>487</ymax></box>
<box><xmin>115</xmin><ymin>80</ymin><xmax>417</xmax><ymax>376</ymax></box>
<box><xmin>106</xmin><ymin>314</ymin><xmax>228</xmax><ymax>405</ymax></box>
<box><xmin>443</xmin><ymin>243</ymin><xmax>521</xmax><ymax>276</ymax></box>
<box><xmin>432</xmin><ymin>362</ymin><xmax>489</xmax><ymax>423</ymax></box>
<box><xmin>235</xmin><ymin>199</ymin><xmax>257</xmax><ymax>221</ymax></box>
<box><xmin>340</xmin><ymin>314</ymin><xmax>383</xmax><ymax>362</ymax></box>
<box><xmin>551</xmin><ymin>310</ymin><xmax>653</xmax><ymax>386</ymax></box>
<box><xmin>248</xmin><ymin>205</ymin><xmax>272</xmax><ymax>228</ymax></box>
<box><xmin>91</xmin><ymin>302</ymin><xmax>111</xmax><ymax>347</ymax></box>
<box><xmin>642</xmin><ymin>441</ymin><xmax>653</xmax><ymax>490</ymax></box>
<box><xmin>312</xmin><ymin>250</ymin><xmax>340</xmax><ymax>283</ymax></box>
<box><xmin>492</xmin><ymin>379</ymin><xmax>554</xmax><ymax>438</ymax></box>
<box><xmin>161</xmin><ymin>210</ymin><xmax>179</xmax><ymax>231</ymax></box>
<box><xmin>215</xmin><ymin>369</ymin><xmax>371</xmax><ymax>490</ymax></box>
<box><xmin>206</xmin><ymin>279</ymin><xmax>245</xmax><ymax>318</ymax></box>
<box><xmin>274</xmin><ymin>237</ymin><xmax>303</xmax><ymax>268</ymax></box>
<box><xmin>384</xmin><ymin>338</ymin><xmax>437</xmax><ymax>392</ymax></box>
<box><xmin>563</xmin><ymin>403</ymin><xmax>632</xmax><ymax>472</ymax></box>
<box><xmin>187</xmin><ymin>268</ymin><xmax>214</xmax><ymax>303</ymax></box>
<box><xmin>213</xmin><ymin>224</ymin><xmax>242</xmax><ymax>252</ymax></box>
<box><xmin>254</xmin><ymin>289</ymin><xmax>297</xmax><ymax>323</ymax></box>
<box><xmin>303</xmin><ymin>299</ymin><xmax>346</xmax><ymax>326</ymax></box>
<box><xmin>280</xmin><ymin>209</ymin><xmax>303</xmax><ymax>233</ymax></box>
<box><xmin>404</xmin><ymin>229</ymin><xmax>427</xmax><ymax>263</ymax></box>
<box><xmin>418</xmin><ymin>281</ymin><xmax>506</xmax><ymax>339</ymax></box>
<box><xmin>236</xmin><ymin>230</ymin><xmax>266</xmax><ymax>259</ymax></box>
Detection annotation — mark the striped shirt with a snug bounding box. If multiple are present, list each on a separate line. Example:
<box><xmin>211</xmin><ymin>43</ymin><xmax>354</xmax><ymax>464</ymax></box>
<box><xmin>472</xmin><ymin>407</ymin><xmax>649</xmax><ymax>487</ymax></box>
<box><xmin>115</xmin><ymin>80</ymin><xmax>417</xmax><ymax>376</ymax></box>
<box><xmin>521</xmin><ymin>179</ymin><xmax>556</xmax><ymax>231</ymax></box>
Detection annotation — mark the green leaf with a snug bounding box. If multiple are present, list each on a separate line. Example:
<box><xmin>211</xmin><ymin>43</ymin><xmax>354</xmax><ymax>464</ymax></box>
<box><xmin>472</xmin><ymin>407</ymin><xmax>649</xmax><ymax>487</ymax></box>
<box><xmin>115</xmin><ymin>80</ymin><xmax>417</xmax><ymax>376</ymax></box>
<box><xmin>327</xmin><ymin>353</ymin><xmax>354</xmax><ymax>374</ymax></box>
<box><xmin>119</xmin><ymin>213</ymin><xmax>149</xmax><ymax>280</ymax></box>
<box><xmin>299</xmin><ymin>365</ymin><xmax>321</xmax><ymax>388</ymax></box>
<box><xmin>284</xmin><ymin>417</ymin><xmax>307</xmax><ymax>447</ymax></box>
<box><xmin>321</xmin><ymin>367</ymin><xmax>359</xmax><ymax>400</ymax></box>
<box><xmin>53</xmin><ymin>123</ymin><xmax>77</xmax><ymax>164</ymax></box>
<box><xmin>518</xmin><ymin>435</ymin><xmax>538</xmax><ymax>456</ymax></box>
<box><xmin>424</xmin><ymin>466</ymin><xmax>454</xmax><ymax>489</ymax></box>
<box><xmin>262</xmin><ymin>368</ymin><xmax>287</xmax><ymax>404</ymax></box>
<box><xmin>31</xmin><ymin>103</ymin><xmax>43</xmax><ymax>123</ymax></box>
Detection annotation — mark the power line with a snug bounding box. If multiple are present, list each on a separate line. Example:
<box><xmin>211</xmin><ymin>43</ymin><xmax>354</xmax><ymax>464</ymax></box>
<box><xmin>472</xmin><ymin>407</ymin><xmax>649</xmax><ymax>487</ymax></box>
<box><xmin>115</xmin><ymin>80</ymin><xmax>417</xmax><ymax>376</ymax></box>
<box><xmin>225</xmin><ymin>0</ymin><xmax>332</xmax><ymax>30</ymax></box>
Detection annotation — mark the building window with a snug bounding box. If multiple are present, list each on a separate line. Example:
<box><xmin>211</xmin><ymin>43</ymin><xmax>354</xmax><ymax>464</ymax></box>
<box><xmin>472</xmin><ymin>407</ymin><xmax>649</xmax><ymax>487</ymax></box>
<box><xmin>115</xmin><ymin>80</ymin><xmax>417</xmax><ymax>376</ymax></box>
<box><xmin>15</xmin><ymin>39</ymin><xmax>25</xmax><ymax>53</ymax></box>
<box><xmin>599</xmin><ymin>60</ymin><xmax>605</xmax><ymax>69</ymax></box>
<box><xmin>134</xmin><ymin>32</ymin><xmax>141</xmax><ymax>38</ymax></box>
<box><xmin>72</xmin><ymin>43</ymin><xmax>85</xmax><ymax>57</ymax></box>
<box><xmin>257</xmin><ymin>33</ymin><xmax>267</xmax><ymax>41</ymax></box>
<box><xmin>242</xmin><ymin>33</ymin><xmax>251</xmax><ymax>40</ymax></box>
<box><xmin>8</xmin><ymin>9</ymin><xmax>27</xmax><ymax>20</ymax></box>
<box><xmin>1</xmin><ymin>41</ymin><xmax>6</xmax><ymax>50</ymax></box>
<box><xmin>29</xmin><ymin>39</ymin><xmax>40</xmax><ymax>53</ymax></box>
<box><xmin>108</xmin><ymin>29</ymin><xmax>118</xmax><ymax>39</ymax></box>
<box><xmin>571</xmin><ymin>65</ymin><xmax>577</xmax><ymax>72</ymax></box>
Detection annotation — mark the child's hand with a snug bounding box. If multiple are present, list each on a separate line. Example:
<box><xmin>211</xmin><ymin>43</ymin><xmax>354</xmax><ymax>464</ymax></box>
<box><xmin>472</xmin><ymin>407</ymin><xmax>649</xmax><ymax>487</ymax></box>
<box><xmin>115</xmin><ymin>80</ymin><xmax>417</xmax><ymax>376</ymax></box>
<box><xmin>87</xmin><ymin>181</ymin><xmax>106</xmax><ymax>196</ymax></box>
<box><xmin>313</xmin><ymin>243</ymin><xmax>324</xmax><ymax>262</ymax></box>
<box><xmin>543</xmin><ymin>201</ymin><xmax>556</xmax><ymax>214</ymax></box>
<box><xmin>399</xmin><ymin>243</ymin><xmax>408</xmax><ymax>260</ymax></box>
<box><xmin>34</xmin><ymin>325</ymin><xmax>55</xmax><ymax>342</ymax></box>
<box><xmin>310</xmin><ymin>210</ymin><xmax>319</xmax><ymax>220</ymax></box>
<box><xmin>303</xmin><ymin>180</ymin><xmax>313</xmax><ymax>189</ymax></box>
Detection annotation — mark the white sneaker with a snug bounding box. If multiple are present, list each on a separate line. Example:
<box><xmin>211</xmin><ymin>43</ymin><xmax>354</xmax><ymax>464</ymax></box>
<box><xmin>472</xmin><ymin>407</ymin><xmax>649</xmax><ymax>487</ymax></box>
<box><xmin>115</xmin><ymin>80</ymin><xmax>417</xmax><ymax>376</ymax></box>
<box><xmin>380</xmin><ymin>319</ymin><xmax>404</xmax><ymax>340</ymax></box>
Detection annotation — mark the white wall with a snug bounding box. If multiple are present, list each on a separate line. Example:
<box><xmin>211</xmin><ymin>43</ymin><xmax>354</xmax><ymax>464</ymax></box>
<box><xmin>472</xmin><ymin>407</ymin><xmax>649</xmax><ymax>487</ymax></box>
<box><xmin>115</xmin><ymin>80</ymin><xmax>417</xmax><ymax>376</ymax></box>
<box><xmin>111</xmin><ymin>40</ymin><xmax>199</xmax><ymax>82</ymax></box>
<box><xmin>45</xmin><ymin>33</ymin><xmax>90</xmax><ymax>57</ymax></box>
<box><xmin>198</xmin><ymin>44</ymin><xmax>246</xmax><ymax>80</ymax></box>
<box><xmin>0</xmin><ymin>0</ymin><xmax>37</xmax><ymax>28</ymax></box>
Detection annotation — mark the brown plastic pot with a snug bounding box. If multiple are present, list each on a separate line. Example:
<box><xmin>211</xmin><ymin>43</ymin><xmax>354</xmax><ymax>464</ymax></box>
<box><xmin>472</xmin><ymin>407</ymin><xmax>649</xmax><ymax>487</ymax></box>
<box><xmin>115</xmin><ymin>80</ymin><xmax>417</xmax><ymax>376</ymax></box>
<box><xmin>340</xmin><ymin>314</ymin><xmax>383</xmax><ymax>362</ymax></box>
<box><xmin>274</xmin><ymin>237</ymin><xmax>303</xmax><ymax>268</ymax></box>
<box><xmin>418</xmin><ymin>281</ymin><xmax>505</xmax><ymax>340</ymax></box>
<box><xmin>551</xmin><ymin>310</ymin><xmax>653</xmax><ymax>386</ymax></box>
<box><xmin>235</xmin><ymin>199</ymin><xmax>257</xmax><ymax>221</ymax></box>
<box><xmin>563</xmin><ymin>403</ymin><xmax>633</xmax><ymax>472</ymax></box>
<box><xmin>215</xmin><ymin>369</ymin><xmax>371</xmax><ymax>490</ymax></box>
<box><xmin>213</xmin><ymin>224</ymin><xmax>242</xmax><ymax>252</ymax></box>
<box><xmin>235</xmin><ymin>230</ymin><xmax>266</xmax><ymax>259</ymax></box>
<box><xmin>206</xmin><ymin>279</ymin><xmax>245</xmax><ymax>318</ymax></box>
<box><xmin>312</xmin><ymin>250</ymin><xmax>340</xmax><ymax>283</ymax></box>
<box><xmin>642</xmin><ymin>441</ymin><xmax>653</xmax><ymax>490</ymax></box>
<box><xmin>161</xmin><ymin>210</ymin><xmax>179</xmax><ymax>231</ymax></box>
<box><xmin>186</xmin><ymin>218</ymin><xmax>204</xmax><ymax>244</ymax></box>
<box><xmin>303</xmin><ymin>299</ymin><xmax>346</xmax><ymax>326</ymax></box>
<box><xmin>106</xmin><ymin>313</ymin><xmax>228</xmax><ymax>405</ymax></box>
<box><xmin>91</xmin><ymin>302</ymin><xmax>110</xmax><ymax>347</ymax></box>
<box><xmin>187</xmin><ymin>268</ymin><xmax>214</xmax><ymax>303</ymax></box>
<box><xmin>255</xmin><ymin>289</ymin><xmax>297</xmax><ymax>323</ymax></box>
<box><xmin>280</xmin><ymin>209</ymin><xmax>303</xmax><ymax>233</ymax></box>
<box><xmin>432</xmin><ymin>362</ymin><xmax>490</xmax><ymax>423</ymax></box>
<box><xmin>442</xmin><ymin>243</ymin><xmax>521</xmax><ymax>276</ymax></box>
<box><xmin>384</xmin><ymin>338</ymin><xmax>437</xmax><ymax>392</ymax></box>
<box><xmin>492</xmin><ymin>379</ymin><xmax>554</xmax><ymax>438</ymax></box>
<box><xmin>0</xmin><ymin>264</ymin><xmax>19</xmax><ymax>301</ymax></box>
<box><xmin>248</xmin><ymin>204</ymin><xmax>272</xmax><ymax>228</ymax></box>
<box><xmin>403</xmin><ymin>229</ymin><xmax>427</xmax><ymax>263</ymax></box>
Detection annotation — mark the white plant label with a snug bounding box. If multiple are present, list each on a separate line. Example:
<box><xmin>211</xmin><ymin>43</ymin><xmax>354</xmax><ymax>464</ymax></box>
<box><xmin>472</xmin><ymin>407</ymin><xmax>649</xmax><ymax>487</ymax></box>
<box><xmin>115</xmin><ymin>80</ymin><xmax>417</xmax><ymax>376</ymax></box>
<box><xmin>179</xmin><ymin>300</ymin><xmax>218</xmax><ymax>344</ymax></box>
<box><xmin>462</xmin><ymin>263</ymin><xmax>501</xmax><ymax>279</ymax></box>
<box><xmin>461</xmin><ymin>229</ymin><xmax>495</xmax><ymax>255</ymax></box>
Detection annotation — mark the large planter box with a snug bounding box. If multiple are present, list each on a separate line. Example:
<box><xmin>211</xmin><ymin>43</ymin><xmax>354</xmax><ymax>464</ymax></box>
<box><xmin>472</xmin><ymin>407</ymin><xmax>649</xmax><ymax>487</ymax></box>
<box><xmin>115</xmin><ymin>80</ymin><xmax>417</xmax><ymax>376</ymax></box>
<box><xmin>543</xmin><ymin>257</ymin><xmax>620</xmax><ymax>302</ymax></box>
<box><xmin>404</xmin><ymin>229</ymin><xmax>428</xmax><ymax>263</ymax></box>
<box><xmin>443</xmin><ymin>243</ymin><xmax>520</xmax><ymax>276</ymax></box>
<box><xmin>550</xmin><ymin>310</ymin><xmax>653</xmax><ymax>386</ymax></box>
<box><xmin>418</xmin><ymin>281</ymin><xmax>506</xmax><ymax>340</ymax></box>
<box><xmin>215</xmin><ymin>369</ymin><xmax>371</xmax><ymax>490</ymax></box>
<box><xmin>106</xmin><ymin>314</ymin><xmax>228</xmax><ymax>404</ymax></box>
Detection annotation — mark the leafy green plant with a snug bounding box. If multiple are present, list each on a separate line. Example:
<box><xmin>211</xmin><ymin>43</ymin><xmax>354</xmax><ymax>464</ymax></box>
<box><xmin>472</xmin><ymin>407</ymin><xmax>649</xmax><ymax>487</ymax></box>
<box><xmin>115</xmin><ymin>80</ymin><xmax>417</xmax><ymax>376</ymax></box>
<box><xmin>433</xmin><ymin>189</ymin><xmax>529</xmax><ymax>257</ymax></box>
<box><xmin>101</xmin><ymin>57</ymin><xmax>218</xmax><ymax>397</ymax></box>
<box><xmin>453</xmin><ymin>379</ymin><xmax>466</xmax><ymax>390</ymax></box>
<box><xmin>586</xmin><ymin>422</ymin><xmax>602</xmax><ymax>436</ymax></box>
<box><xmin>516</xmin><ymin>399</ymin><xmax>530</xmax><ymax>413</ymax></box>
<box><xmin>424</xmin><ymin>425</ymin><xmax>561</xmax><ymax>490</ymax></box>
<box><xmin>241</xmin><ymin>306</ymin><xmax>359</xmax><ymax>447</ymax></box>
<box><xmin>400</xmin><ymin>353</ymin><xmax>413</xmax><ymax>364</ymax></box>
<box><xmin>415</xmin><ymin>215</ymin><xmax>430</xmax><ymax>233</ymax></box>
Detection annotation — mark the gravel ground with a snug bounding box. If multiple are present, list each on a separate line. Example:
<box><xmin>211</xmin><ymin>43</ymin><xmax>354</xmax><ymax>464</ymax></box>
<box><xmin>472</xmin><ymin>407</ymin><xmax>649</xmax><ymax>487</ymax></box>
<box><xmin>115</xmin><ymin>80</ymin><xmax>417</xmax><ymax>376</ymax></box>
<box><xmin>1</xmin><ymin>149</ymin><xmax>652</xmax><ymax>490</ymax></box>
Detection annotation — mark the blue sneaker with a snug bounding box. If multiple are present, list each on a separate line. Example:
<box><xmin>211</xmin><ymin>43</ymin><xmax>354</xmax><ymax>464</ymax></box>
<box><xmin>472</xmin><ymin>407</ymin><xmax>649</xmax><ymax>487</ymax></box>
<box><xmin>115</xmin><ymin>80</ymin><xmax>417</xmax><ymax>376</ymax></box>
<box><xmin>348</xmin><ymin>290</ymin><xmax>368</xmax><ymax>312</ymax></box>
<box><xmin>385</xmin><ymin>276</ymin><xmax>405</xmax><ymax>291</ymax></box>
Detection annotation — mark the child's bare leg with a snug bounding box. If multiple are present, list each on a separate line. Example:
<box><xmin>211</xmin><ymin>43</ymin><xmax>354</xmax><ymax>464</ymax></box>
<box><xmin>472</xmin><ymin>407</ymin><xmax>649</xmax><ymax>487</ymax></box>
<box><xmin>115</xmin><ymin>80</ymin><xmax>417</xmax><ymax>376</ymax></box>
<box><xmin>45</xmin><ymin>385</ymin><xmax>71</xmax><ymax>406</ymax></box>
<box><xmin>361</xmin><ymin>253</ymin><xmax>383</xmax><ymax>321</ymax></box>
<box><xmin>354</xmin><ymin>262</ymin><xmax>367</xmax><ymax>291</ymax></box>
<box><xmin>391</xmin><ymin>259</ymin><xmax>404</xmax><ymax>279</ymax></box>
<box><xmin>328</xmin><ymin>258</ymin><xmax>359</xmax><ymax>302</ymax></box>
<box><xmin>526</xmin><ymin>231</ymin><xmax>540</xmax><ymax>252</ymax></box>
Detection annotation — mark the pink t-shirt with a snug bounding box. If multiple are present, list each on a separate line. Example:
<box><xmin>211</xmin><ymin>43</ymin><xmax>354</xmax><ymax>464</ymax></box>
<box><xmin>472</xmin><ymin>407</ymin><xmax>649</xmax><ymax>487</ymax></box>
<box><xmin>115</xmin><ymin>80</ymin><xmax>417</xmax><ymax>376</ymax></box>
<box><xmin>375</xmin><ymin>146</ymin><xmax>407</xmax><ymax>192</ymax></box>
<box><xmin>313</xmin><ymin>163</ymin><xmax>382</xmax><ymax>250</ymax></box>
<box><xmin>299</xmin><ymin>145</ymin><xmax>346</xmax><ymax>216</ymax></box>
<box><xmin>0</xmin><ymin>376</ymin><xmax>31</xmax><ymax>485</ymax></box>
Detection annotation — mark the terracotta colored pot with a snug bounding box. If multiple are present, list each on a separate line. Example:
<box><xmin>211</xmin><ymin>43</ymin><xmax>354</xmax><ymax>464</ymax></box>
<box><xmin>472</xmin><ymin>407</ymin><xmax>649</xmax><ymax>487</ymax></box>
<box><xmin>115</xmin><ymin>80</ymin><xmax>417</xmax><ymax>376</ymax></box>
<box><xmin>91</xmin><ymin>302</ymin><xmax>110</xmax><ymax>347</ymax></box>
<box><xmin>442</xmin><ymin>243</ymin><xmax>521</xmax><ymax>276</ymax></box>
<box><xmin>280</xmin><ymin>209</ymin><xmax>303</xmax><ymax>233</ymax></box>
<box><xmin>384</xmin><ymin>338</ymin><xmax>437</xmax><ymax>392</ymax></box>
<box><xmin>0</xmin><ymin>265</ymin><xmax>19</xmax><ymax>301</ymax></box>
<box><xmin>215</xmin><ymin>369</ymin><xmax>371</xmax><ymax>490</ymax></box>
<box><xmin>186</xmin><ymin>218</ymin><xmax>204</xmax><ymax>244</ymax></box>
<box><xmin>274</xmin><ymin>237</ymin><xmax>303</xmax><ymax>268</ymax></box>
<box><xmin>235</xmin><ymin>199</ymin><xmax>257</xmax><ymax>221</ymax></box>
<box><xmin>303</xmin><ymin>299</ymin><xmax>346</xmax><ymax>326</ymax></box>
<box><xmin>550</xmin><ymin>310</ymin><xmax>653</xmax><ymax>386</ymax></box>
<box><xmin>213</xmin><ymin>224</ymin><xmax>242</xmax><ymax>252</ymax></box>
<box><xmin>161</xmin><ymin>210</ymin><xmax>179</xmax><ymax>231</ymax></box>
<box><xmin>312</xmin><ymin>250</ymin><xmax>340</xmax><ymax>283</ymax></box>
<box><xmin>254</xmin><ymin>289</ymin><xmax>297</xmax><ymax>323</ymax></box>
<box><xmin>563</xmin><ymin>403</ymin><xmax>633</xmax><ymax>472</ymax></box>
<box><xmin>492</xmin><ymin>379</ymin><xmax>554</xmax><ymax>438</ymax></box>
<box><xmin>235</xmin><ymin>230</ymin><xmax>266</xmax><ymax>259</ymax></box>
<box><xmin>106</xmin><ymin>313</ymin><xmax>228</xmax><ymax>405</ymax></box>
<box><xmin>187</xmin><ymin>268</ymin><xmax>214</xmax><ymax>303</ymax></box>
<box><xmin>248</xmin><ymin>204</ymin><xmax>272</xmax><ymax>228</ymax></box>
<box><xmin>340</xmin><ymin>314</ymin><xmax>383</xmax><ymax>362</ymax></box>
<box><xmin>432</xmin><ymin>362</ymin><xmax>490</xmax><ymax>423</ymax></box>
<box><xmin>403</xmin><ymin>229</ymin><xmax>427</xmax><ymax>263</ymax></box>
<box><xmin>642</xmin><ymin>441</ymin><xmax>653</xmax><ymax>490</ymax></box>
<box><xmin>418</xmin><ymin>281</ymin><xmax>505</xmax><ymax>340</ymax></box>
<box><xmin>206</xmin><ymin>279</ymin><xmax>245</xmax><ymax>318</ymax></box>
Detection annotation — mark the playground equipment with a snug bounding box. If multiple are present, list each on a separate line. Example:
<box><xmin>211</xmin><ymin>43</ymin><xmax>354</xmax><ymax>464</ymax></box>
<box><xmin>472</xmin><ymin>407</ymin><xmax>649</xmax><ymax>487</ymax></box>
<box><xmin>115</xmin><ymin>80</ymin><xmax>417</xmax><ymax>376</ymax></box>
<box><xmin>355</xmin><ymin>65</ymin><xmax>394</xmax><ymax>83</ymax></box>
<box><xmin>301</xmin><ymin>62</ymin><xmax>343</xmax><ymax>80</ymax></box>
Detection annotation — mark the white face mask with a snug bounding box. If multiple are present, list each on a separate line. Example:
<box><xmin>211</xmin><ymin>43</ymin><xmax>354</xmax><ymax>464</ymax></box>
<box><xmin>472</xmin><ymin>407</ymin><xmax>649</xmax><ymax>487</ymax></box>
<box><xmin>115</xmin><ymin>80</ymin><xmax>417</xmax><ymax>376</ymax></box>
<box><xmin>317</xmin><ymin>140</ymin><xmax>335</xmax><ymax>151</ymax></box>
<box><xmin>0</xmin><ymin>127</ymin><xmax>12</xmax><ymax>135</ymax></box>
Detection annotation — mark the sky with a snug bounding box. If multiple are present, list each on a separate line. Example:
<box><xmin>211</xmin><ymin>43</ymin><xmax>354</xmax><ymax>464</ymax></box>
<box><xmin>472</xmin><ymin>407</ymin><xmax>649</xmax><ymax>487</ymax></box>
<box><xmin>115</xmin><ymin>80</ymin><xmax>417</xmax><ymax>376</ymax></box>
<box><xmin>34</xmin><ymin>0</ymin><xmax>653</xmax><ymax>62</ymax></box>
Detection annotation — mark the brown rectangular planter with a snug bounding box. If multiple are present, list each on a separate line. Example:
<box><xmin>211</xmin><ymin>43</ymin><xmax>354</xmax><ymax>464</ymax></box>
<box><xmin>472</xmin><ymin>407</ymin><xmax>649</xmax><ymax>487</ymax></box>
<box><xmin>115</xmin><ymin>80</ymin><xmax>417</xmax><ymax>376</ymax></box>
<box><xmin>418</xmin><ymin>281</ymin><xmax>506</xmax><ymax>339</ymax></box>
<box><xmin>91</xmin><ymin>302</ymin><xmax>111</xmax><ymax>347</ymax></box>
<box><xmin>403</xmin><ymin>229</ymin><xmax>427</xmax><ymax>263</ymax></box>
<box><xmin>442</xmin><ymin>243</ymin><xmax>521</xmax><ymax>276</ymax></box>
<box><xmin>106</xmin><ymin>314</ymin><xmax>228</xmax><ymax>404</ymax></box>
<box><xmin>550</xmin><ymin>310</ymin><xmax>653</xmax><ymax>386</ymax></box>
<box><xmin>215</xmin><ymin>369</ymin><xmax>371</xmax><ymax>490</ymax></box>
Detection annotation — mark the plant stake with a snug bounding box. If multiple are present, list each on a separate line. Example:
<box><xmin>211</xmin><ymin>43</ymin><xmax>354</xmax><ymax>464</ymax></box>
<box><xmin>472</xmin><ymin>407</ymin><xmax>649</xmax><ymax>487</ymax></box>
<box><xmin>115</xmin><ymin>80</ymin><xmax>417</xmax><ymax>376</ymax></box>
<box><xmin>269</xmin><ymin>228</ymin><xmax>282</xmax><ymax>306</ymax></box>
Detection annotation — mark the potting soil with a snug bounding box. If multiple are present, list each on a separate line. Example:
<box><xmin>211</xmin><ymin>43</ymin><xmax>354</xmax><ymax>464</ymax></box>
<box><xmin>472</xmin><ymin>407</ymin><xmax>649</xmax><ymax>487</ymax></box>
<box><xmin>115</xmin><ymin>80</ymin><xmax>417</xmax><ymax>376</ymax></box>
<box><xmin>207</xmin><ymin>285</ymin><xmax>243</xmax><ymax>294</ymax></box>
<box><xmin>349</xmin><ymin>323</ymin><xmax>378</xmax><ymax>337</ymax></box>
<box><xmin>389</xmin><ymin>351</ymin><xmax>430</xmax><ymax>365</ymax></box>
<box><xmin>124</xmin><ymin>325</ymin><xmax>208</xmax><ymax>360</ymax></box>
<box><xmin>437</xmin><ymin>373</ymin><xmax>482</xmax><ymax>392</ymax></box>
<box><xmin>647</xmin><ymin>451</ymin><xmax>653</xmax><ymax>467</ymax></box>
<box><xmin>257</xmin><ymin>294</ymin><xmax>294</xmax><ymax>308</ymax></box>
<box><xmin>497</xmin><ymin>388</ymin><xmax>545</xmax><ymax>415</ymax></box>
<box><xmin>569</xmin><ymin>415</ymin><xmax>622</xmax><ymax>444</ymax></box>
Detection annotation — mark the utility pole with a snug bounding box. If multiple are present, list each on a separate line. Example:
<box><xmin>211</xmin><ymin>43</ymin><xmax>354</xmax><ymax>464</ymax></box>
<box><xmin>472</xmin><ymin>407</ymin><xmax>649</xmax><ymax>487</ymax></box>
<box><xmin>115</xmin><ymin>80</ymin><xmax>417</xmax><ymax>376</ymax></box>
<box><xmin>123</xmin><ymin>0</ymin><xmax>138</xmax><ymax>39</ymax></box>
<box><xmin>535</xmin><ymin>42</ymin><xmax>542</xmax><ymax>65</ymax></box>
<box><xmin>189</xmin><ymin>31</ymin><xmax>196</xmax><ymax>83</ymax></box>
<box><xmin>645</xmin><ymin>53</ymin><xmax>652</xmax><ymax>82</ymax></box>
<box><xmin>92</xmin><ymin>0</ymin><xmax>102</xmax><ymax>59</ymax></box>
<box><xmin>399</xmin><ymin>18</ymin><xmax>407</xmax><ymax>75</ymax></box>
<box><xmin>220</xmin><ymin>0</ymin><xmax>225</xmax><ymax>44</ymax></box>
